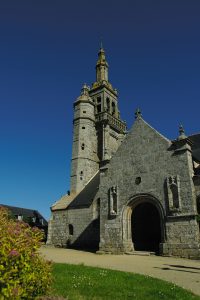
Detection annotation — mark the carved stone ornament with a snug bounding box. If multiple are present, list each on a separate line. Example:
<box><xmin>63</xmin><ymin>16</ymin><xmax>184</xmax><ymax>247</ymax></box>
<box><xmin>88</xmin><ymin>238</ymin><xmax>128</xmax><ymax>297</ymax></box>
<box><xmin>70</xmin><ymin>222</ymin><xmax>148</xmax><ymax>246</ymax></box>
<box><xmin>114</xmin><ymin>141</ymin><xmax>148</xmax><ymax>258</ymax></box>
<box><xmin>166</xmin><ymin>175</ymin><xmax>181</xmax><ymax>212</ymax></box>
<box><xmin>109</xmin><ymin>186</ymin><xmax>118</xmax><ymax>216</ymax></box>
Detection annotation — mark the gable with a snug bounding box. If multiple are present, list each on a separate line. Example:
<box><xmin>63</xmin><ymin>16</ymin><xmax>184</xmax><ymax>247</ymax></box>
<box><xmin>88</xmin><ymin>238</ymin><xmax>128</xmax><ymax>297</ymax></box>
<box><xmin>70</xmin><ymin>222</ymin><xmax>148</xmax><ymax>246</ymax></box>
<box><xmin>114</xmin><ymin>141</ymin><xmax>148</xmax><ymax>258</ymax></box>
<box><xmin>110</xmin><ymin>117</ymin><xmax>171</xmax><ymax>170</ymax></box>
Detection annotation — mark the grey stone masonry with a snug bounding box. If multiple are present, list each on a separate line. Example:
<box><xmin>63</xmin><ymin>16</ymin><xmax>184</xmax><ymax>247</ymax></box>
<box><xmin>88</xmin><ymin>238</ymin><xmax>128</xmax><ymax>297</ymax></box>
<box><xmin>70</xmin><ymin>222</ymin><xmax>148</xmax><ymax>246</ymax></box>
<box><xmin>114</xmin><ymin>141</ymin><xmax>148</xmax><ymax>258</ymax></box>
<box><xmin>47</xmin><ymin>47</ymin><xmax>200</xmax><ymax>259</ymax></box>
<box><xmin>70</xmin><ymin>84</ymin><xmax>99</xmax><ymax>193</ymax></box>
<box><xmin>99</xmin><ymin>117</ymin><xmax>200</xmax><ymax>258</ymax></box>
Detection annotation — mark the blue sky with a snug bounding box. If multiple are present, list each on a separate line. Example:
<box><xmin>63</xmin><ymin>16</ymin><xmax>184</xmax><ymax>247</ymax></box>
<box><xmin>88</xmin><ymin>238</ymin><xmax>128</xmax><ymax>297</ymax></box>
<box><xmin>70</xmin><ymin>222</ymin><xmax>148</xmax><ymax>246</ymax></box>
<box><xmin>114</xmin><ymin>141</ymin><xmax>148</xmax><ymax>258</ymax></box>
<box><xmin>0</xmin><ymin>0</ymin><xmax>200</xmax><ymax>219</ymax></box>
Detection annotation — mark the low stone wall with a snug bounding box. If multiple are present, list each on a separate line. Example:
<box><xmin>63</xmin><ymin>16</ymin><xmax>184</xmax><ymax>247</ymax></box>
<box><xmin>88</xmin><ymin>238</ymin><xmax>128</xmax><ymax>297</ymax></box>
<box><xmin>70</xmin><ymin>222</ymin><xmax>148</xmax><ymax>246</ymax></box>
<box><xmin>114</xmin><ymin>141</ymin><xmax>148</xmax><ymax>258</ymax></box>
<box><xmin>47</xmin><ymin>207</ymin><xmax>100</xmax><ymax>250</ymax></box>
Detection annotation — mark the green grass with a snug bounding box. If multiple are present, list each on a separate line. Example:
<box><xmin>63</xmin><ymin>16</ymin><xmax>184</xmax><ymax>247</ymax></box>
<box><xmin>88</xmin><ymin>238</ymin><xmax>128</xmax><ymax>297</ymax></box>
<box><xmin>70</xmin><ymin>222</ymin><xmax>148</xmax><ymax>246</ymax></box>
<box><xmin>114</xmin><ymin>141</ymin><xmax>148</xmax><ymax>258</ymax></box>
<box><xmin>51</xmin><ymin>263</ymin><xmax>200</xmax><ymax>300</ymax></box>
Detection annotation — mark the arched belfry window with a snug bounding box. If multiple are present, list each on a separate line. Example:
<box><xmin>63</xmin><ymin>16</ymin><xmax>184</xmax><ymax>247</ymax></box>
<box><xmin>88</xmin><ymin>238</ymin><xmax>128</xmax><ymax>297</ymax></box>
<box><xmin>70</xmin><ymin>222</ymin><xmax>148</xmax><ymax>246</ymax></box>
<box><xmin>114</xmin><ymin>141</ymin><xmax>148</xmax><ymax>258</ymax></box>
<box><xmin>106</xmin><ymin>97</ymin><xmax>110</xmax><ymax>113</ymax></box>
<box><xmin>69</xmin><ymin>224</ymin><xmax>74</xmax><ymax>235</ymax></box>
<box><xmin>96</xmin><ymin>97</ymin><xmax>101</xmax><ymax>113</ymax></box>
<box><xmin>112</xmin><ymin>102</ymin><xmax>115</xmax><ymax>116</ymax></box>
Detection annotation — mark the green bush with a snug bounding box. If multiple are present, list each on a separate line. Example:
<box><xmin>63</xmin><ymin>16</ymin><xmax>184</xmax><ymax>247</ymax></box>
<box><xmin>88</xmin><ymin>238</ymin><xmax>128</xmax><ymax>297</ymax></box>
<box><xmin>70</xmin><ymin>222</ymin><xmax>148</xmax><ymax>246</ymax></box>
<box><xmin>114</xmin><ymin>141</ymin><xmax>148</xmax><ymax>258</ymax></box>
<box><xmin>0</xmin><ymin>206</ymin><xmax>52</xmax><ymax>299</ymax></box>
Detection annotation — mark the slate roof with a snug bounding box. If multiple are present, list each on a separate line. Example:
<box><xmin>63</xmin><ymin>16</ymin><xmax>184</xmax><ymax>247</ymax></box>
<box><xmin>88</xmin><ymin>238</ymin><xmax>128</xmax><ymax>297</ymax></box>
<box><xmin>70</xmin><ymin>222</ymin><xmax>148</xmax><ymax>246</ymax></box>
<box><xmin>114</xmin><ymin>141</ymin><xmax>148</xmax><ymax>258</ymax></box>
<box><xmin>189</xmin><ymin>133</ymin><xmax>200</xmax><ymax>162</ymax></box>
<box><xmin>51</xmin><ymin>192</ymin><xmax>77</xmax><ymax>211</ymax></box>
<box><xmin>0</xmin><ymin>204</ymin><xmax>48</xmax><ymax>226</ymax></box>
<box><xmin>68</xmin><ymin>171</ymin><xmax>100</xmax><ymax>209</ymax></box>
<box><xmin>51</xmin><ymin>171</ymin><xmax>100</xmax><ymax>211</ymax></box>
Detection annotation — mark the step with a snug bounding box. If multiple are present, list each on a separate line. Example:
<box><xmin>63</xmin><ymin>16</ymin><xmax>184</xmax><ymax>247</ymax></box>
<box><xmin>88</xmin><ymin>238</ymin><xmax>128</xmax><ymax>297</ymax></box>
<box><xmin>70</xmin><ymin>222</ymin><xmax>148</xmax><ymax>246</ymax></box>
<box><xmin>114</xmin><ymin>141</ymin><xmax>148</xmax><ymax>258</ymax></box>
<box><xmin>125</xmin><ymin>251</ymin><xmax>155</xmax><ymax>256</ymax></box>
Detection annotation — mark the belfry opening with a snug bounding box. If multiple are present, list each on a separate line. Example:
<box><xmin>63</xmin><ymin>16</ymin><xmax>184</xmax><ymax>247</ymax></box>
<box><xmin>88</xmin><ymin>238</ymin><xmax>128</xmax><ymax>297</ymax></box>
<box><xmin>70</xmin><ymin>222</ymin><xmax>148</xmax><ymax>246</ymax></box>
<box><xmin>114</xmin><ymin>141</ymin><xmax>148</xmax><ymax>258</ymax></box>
<box><xmin>131</xmin><ymin>202</ymin><xmax>161</xmax><ymax>253</ymax></box>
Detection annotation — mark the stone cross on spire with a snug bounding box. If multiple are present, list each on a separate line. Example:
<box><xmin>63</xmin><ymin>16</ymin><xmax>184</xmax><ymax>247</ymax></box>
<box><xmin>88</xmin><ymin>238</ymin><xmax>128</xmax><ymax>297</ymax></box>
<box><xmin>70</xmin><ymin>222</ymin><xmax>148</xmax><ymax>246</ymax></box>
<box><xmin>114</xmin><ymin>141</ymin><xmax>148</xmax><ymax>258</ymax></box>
<box><xmin>135</xmin><ymin>108</ymin><xmax>142</xmax><ymax>119</ymax></box>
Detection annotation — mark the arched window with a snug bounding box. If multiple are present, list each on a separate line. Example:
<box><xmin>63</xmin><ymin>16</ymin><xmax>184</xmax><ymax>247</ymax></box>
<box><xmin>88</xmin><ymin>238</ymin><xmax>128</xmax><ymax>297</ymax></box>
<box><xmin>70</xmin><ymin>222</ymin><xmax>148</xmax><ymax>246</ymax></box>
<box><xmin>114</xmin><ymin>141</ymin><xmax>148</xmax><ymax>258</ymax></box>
<box><xmin>81</xmin><ymin>143</ymin><xmax>85</xmax><ymax>150</ymax></box>
<box><xmin>97</xmin><ymin>97</ymin><xmax>101</xmax><ymax>113</ymax></box>
<box><xmin>69</xmin><ymin>224</ymin><xmax>74</xmax><ymax>235</ymax></box>
<box><xmin>112</xmin><ymin>102</ymin><xmax>115</xmax><ymax>115</ymax></box>
<box><xmin>106</xmin><ymin>97</ymin><xmax>110</xmax><ymax>113</ymax></box>
<box><xmin>97</xmin><ymin>104</ymin><xmax>101</xmax><ymax>113</ymax></box>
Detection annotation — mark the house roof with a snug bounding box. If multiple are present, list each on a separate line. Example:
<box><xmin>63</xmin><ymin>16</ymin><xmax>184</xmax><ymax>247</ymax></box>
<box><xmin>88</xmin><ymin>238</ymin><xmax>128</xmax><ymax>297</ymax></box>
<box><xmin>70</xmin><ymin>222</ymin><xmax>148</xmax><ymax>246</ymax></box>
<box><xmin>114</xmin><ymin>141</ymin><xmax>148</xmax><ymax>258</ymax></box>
<box><xmin>189</xmin><ymin>134</ymin><xmax>200</xmax><ymax>162</ymax></box>
<box><xmin>51</xmin><ymin>171</ymin><xmax>100</xmax><ymax>211</ymax></box>
<box><xmin>0</xmin><ymin>204</ymin><xmax>48</xmax><ymax>226</ymax></box>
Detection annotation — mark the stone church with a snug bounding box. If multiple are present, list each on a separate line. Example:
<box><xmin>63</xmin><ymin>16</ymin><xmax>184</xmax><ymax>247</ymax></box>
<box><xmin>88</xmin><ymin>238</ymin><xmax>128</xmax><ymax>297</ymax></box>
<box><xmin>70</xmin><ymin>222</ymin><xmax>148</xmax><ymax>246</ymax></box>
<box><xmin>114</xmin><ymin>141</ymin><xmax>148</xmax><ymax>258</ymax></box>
<box><xmin>47</xmin><ymin>47</ymin><xmax>200</xmax><ymax>258</ymax></box>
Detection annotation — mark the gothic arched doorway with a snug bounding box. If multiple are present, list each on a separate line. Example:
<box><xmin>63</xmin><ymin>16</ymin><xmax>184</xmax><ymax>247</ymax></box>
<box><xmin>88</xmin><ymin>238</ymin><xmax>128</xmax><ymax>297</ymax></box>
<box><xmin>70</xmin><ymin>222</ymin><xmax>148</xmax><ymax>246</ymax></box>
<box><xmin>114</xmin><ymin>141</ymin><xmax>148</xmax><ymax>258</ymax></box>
<box><xmin>131</xmin><ymin>202</ymin><xmax>161</xmax><ymax>253</ymax></box>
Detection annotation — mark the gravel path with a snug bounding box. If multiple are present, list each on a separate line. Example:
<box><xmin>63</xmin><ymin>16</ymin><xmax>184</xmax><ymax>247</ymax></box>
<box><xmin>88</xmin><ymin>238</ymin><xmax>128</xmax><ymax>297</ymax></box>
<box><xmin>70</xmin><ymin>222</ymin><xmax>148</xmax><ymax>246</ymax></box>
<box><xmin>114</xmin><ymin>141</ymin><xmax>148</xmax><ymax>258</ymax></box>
<box><xmin>40</xmin><ymin>246</ymin><xmax>200</xmax><ymax>296</ymax></box>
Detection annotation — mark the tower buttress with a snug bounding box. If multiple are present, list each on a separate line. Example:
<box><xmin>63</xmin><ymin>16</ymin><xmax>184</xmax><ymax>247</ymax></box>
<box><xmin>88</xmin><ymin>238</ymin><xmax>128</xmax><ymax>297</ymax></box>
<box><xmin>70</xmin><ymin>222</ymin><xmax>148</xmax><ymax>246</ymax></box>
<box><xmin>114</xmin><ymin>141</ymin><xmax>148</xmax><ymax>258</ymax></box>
<box><xmin>70</xmin><ymin>84</ymin><xmax>99</xmax><ymax>193</ymax></box>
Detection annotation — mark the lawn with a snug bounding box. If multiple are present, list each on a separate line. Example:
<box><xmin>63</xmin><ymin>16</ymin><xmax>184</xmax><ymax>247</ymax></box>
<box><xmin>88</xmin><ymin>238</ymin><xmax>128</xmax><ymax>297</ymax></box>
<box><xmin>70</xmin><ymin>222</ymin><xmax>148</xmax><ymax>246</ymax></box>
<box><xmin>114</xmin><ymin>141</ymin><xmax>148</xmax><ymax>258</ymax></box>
<box><xmin>51</xmin><ymin>263</ymin><xmax>200</xmax><ymax>300</ymax></box>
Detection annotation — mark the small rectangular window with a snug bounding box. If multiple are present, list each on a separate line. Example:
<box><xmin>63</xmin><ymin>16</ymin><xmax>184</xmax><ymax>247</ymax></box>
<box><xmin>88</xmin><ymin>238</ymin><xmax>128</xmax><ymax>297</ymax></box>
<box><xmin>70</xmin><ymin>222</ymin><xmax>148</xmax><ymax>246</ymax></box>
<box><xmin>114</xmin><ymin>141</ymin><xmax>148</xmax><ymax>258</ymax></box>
<box><xmin>69</xmin><ymin>224</ymin><xmax>74</xmax><ymax>235</ymax></box>
<box><xmin>83</xmin><ymin>111</ymin><xmax>86</xmax><ymax>113</ymax></box>
<box><xmin>82</xmin><ymin>127</ymin><xmax>85</xmax><ymax>129</ymax></box>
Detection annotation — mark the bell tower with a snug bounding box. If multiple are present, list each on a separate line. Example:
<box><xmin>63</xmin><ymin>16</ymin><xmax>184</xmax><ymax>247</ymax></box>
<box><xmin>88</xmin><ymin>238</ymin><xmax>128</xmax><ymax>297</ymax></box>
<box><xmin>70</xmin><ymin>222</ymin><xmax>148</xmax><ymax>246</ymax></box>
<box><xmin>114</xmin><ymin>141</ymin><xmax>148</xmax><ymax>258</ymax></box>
<box><xmin>70</xmin><ymin>47</ymin><xmax>126</xmax><ymax>193</ymax></box>
<box><xmin>89</xmin><ymin>46</ymin><xmax>127</xmax><ymax>161</ymax></box>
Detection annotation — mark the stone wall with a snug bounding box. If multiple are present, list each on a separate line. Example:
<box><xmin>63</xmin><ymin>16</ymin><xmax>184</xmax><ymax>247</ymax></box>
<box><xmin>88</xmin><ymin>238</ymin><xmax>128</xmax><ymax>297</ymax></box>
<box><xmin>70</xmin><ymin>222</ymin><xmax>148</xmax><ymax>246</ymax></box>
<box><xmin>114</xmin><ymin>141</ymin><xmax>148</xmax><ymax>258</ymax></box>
<box><xmin>99</xmin><ymin>117</ymin><xmax>200</xmax><ymax>258</ymax></box>
<box><xmin>70</xmin><ymin>95</ymin><xmax>99</xmax><ymax>194</ymax></box>
<box><xmin>194</xmin><ymin>175</ymin><xmax>200</xmax><ymax>198</ymax></box>
<box><xmin>162</xmin><ymin>217</ymin><xmax>200</xmax><ymax>258</ymax></box>
<box><xmin>47</xmin><ymin>203</ymin><xmax>100</xmax><ymax>250</ymax></box>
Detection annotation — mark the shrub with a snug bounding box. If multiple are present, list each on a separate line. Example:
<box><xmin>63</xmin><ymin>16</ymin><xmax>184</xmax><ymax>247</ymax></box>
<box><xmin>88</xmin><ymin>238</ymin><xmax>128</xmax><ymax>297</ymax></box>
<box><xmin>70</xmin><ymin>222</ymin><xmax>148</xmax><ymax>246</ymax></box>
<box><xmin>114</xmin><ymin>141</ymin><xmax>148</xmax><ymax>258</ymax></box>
<box><xmin>0</xmin><ymin>206</ymin><xmax>52</xmax><ymax>299</ymax></box>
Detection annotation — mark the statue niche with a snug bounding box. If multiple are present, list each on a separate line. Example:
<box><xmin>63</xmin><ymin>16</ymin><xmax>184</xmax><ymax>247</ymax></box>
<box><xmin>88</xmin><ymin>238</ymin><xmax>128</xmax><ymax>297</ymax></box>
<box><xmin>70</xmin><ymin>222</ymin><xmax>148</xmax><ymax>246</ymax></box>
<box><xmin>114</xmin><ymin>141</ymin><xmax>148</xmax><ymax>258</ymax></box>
<box><xmin>166</xmin><ymin>175</ymin><xmax>181</xmax><ymax>213</ymax></box>
<box><xmin>109</xmin><ymin>186</ymin><xmax>118</xmax><ymax>217</ymax></box>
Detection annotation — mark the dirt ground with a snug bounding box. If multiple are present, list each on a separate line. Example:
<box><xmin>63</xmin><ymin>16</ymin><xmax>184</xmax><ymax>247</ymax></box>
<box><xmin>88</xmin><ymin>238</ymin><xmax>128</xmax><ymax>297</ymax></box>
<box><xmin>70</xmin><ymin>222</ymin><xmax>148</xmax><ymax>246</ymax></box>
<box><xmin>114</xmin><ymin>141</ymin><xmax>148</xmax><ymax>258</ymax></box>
<box><xmin>40</xmin><ymin>246</ymin><xmax>200</xmax><ymax>296</ymax></box>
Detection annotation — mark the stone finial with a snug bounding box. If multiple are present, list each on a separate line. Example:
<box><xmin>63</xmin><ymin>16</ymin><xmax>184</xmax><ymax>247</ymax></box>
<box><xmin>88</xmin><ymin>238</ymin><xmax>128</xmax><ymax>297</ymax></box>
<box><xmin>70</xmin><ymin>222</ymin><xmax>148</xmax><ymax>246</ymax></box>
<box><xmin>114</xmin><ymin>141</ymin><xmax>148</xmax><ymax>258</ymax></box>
<box><xmin>81</xmin><ymin>83</ymin><xmax>89</xmax><ymax>96</ymax></box>
<box><xmin>178</xmin><ymin>124</ymin><xmax>187</xmax><ymax>140</ymax></box>
<box><xmin>135</xmin><ymin>108</ymin><xmax>142</xmax><ymax>119</ymax></box>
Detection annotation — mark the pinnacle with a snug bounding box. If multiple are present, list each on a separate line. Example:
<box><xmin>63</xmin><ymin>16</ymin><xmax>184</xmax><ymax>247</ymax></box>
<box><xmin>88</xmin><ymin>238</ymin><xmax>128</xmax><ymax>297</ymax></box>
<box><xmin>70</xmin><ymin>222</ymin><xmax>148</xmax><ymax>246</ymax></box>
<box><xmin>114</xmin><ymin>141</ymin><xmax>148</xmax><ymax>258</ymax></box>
<box><xmin>178</xmin><ymin>124</ymin><xmax>187</xmax><ymax>140</ymax></box>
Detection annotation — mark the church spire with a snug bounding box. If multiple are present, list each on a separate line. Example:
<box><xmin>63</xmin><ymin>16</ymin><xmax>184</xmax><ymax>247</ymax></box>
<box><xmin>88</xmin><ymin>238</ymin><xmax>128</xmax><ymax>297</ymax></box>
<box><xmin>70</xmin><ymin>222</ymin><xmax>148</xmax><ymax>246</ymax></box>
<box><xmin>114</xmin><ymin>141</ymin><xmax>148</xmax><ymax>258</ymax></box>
<box><xmin>96</xmin><ymin>46</ymin><xmax>109</xmax><ymax>82</ymax></box>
